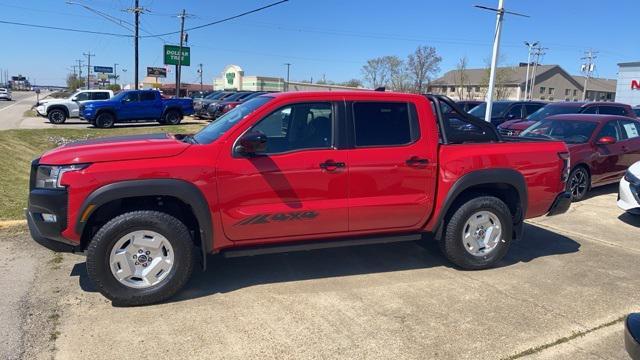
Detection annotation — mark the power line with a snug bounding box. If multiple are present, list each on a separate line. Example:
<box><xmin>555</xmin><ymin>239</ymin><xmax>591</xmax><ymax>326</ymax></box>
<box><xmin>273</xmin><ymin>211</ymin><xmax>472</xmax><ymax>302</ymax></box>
<box><xmin>140</xmin><ymin>0</ymin><xmax>288</xmax><ymax>37</ymax></box>
<box><xmin>0</xmin><ymin>19</ymin><xmax>131</xmax><ymax>37</ymax></box>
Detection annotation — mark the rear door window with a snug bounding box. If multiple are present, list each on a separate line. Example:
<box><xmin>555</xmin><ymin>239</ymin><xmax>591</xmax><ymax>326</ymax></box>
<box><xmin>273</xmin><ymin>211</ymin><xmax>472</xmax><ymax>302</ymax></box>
<box><xmin>506</xmin><ymin>104</ymin><xmax>524</xmax><ymax>118</ymax></box>
<box><xmin>620</xmin><ymin>120</ymin><xmax>640</xmax><ymax>139</ymax></box>
<box><xmin>352</xmin><ymin>102</ymin><xmax>419</xmax><ymax>147</ymax></box>
<box><xmin>140</xmin><ymin>92</ymin><xmax>156</xmax><ymax>101</ymax></box>
<box><xmin>92</xmin><ymin>92</ymin><xmax>110</xmax><ymax>100</ymax></box>
<box><xmin>598</xmin><ymin>106</ymin><xmax>628</xmax><ymax>116</ymax></box>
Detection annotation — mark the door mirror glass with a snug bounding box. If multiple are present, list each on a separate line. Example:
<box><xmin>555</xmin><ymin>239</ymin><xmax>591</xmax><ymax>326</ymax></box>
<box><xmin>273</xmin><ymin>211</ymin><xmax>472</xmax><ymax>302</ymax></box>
<box><xmin>235</xmin><ymin>130</ymin><xmax>267</xmax><ymax>155</ymax></box>
<box><xmin>71</xmin><ymin>96</ymin><xmax>78</xmax><ymax>101</ymax></box>
<box><xmin>596</xmin><ymin>136</ymin><xmax>616</xmax><ymax>145</ymax></box>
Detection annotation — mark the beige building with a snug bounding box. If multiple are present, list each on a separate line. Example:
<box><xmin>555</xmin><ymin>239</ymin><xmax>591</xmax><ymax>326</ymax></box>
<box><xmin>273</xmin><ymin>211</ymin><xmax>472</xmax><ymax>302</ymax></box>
<box><xmin>213</xmin><ymin>64</ymin><xmax>362</xmax><ymax>92</ymax></box>
<box><xmin>428</xmin><ymin>64</ymin><xmax>616</xmax><ymax>102</ymax></box>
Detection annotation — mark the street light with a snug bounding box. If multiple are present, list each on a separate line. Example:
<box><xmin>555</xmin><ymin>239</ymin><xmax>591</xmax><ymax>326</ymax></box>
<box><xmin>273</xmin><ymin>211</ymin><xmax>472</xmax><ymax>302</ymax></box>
<box><xmin>523</xmin><ymin>41</ymin><xmax>538</xmax><ymax>101</ymax></box>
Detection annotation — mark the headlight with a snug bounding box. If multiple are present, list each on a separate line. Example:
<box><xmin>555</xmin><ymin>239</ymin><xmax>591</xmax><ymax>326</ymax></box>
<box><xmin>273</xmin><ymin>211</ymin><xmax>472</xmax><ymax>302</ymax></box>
<box><xmin>625</xmin><ymin>170</ymin><xmax>640</xmax><ymax>185</ymax></box>
<box><xmin>35</xmin><ymin>164</ymin><xmax>89</xmax><ymax>189</ymax></box>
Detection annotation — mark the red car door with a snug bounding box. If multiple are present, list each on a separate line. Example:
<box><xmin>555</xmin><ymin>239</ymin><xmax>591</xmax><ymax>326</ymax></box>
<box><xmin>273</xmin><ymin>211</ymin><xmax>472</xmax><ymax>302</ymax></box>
<box><xmin>591</xmin><ymin>120</ymin><xmax>626</xmax><ymax>184</ymax></box>
<box><xmin>618</xmin><ymin>118</ymin><xmax>640</xmax><ymax>168</ymax></box>
<box><xmin>216</xmin><ymin>101</ymin><xmax>349</xmax><ymax>241</ymax></box>
<box><xmin>346</xmin><ymin>100</ymin><xmax>438</xmax><ymax>232</ymax></box>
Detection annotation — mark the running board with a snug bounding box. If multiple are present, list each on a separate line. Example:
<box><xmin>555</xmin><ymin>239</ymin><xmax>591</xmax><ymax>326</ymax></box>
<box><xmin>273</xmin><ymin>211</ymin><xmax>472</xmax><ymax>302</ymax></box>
<box><xmin>222</xmin><ymin>233</ymin><xmax>423</xmax><ymax>258</ymax></box>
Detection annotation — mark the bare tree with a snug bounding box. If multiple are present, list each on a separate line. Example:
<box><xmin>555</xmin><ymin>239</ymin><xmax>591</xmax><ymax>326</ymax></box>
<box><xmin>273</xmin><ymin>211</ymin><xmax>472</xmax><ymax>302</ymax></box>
<box><xmin>455</xmin><ymin>57</ymin><xmax>469</xmax><ymax>100</ymax></box>
<box><xmin>383</xmin><ymin>56</ymin><xmax>412</xmax><ymax>92</ymax></box>
<box><xmin>407</xmin><ymin>46</ymin><xmax>442</xmax><ymax>93</ymax></box>
<box><xmin>361</xmin><ymin>57</ymin><xmax>389</xmax><ymax>88</ymax></box>
<box><xmin>341</xmin><ymin>78</ymin><xmax>363</xmax><ymax>88</ymax></box>
<box><xmin>480</xmin><ymin>57</ymin><xmax>515</xmax><ymax>100</ymax></box>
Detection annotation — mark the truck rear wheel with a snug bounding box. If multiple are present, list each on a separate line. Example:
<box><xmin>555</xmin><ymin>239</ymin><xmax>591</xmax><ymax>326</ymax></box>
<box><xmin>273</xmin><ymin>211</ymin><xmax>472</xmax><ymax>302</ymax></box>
<box><xmin>48</xmin><ymin>109</ymin><xmax>67</xmax><ymax>124</ymax></box>
<box><xmin>86</xmin><ymin>211</ymin><xmax>195</xmax><ymax>306</ymax></box>
<box><xmin>439</xmin><ymin>196</ymin><xmax>512</xmax><ymax>270</ymax></box>
<box><xmin>163</xmin><ymin>110</ymin><xmax>182</xmax><ymax>125</ymax></box>
<box><xmin>95</xmin><ymin>112</ymin><xmax>115</xmax><ymax>128</ymax></box>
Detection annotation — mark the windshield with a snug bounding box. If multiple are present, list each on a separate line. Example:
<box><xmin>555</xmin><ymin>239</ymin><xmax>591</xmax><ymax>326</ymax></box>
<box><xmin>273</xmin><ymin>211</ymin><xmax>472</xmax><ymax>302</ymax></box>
<box><xmin>193</xmin><ymin>96</ymin><xmax>273</xmax><ymax>144</ymax></box>
<box><xmin>468</xmin><ymin>102</ymin><xmax>511</xmax><ymax>118</ymax></box>
<box><xmin>520</xmin><ymin>119</ymin><xmax>597</xmax><ymax>144</ymax></box>
<box><xmin>204</xmin><ymin>92</ymin><xmax>226</xmax><ymax>100</ymax></box>
<box><xmin>527</xmin><ymin>104</ymin><xmax>581</xmax><ymax>122</ymax></box>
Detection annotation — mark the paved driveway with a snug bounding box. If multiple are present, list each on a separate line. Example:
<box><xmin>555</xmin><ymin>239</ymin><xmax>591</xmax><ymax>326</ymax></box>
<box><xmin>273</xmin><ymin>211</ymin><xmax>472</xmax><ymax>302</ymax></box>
<box><xmin>1</xmin><ymin>184</ymin><xmax>638</xmax><ymax>359</ymax></box>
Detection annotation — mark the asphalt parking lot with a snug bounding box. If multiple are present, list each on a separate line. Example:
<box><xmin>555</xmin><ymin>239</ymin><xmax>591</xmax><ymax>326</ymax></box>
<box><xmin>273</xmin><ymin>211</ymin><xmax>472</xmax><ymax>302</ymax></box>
<box><xmin>1</xmin><ymin>184</ymin><xmax>638</xmax><ymax>360</ymax></box>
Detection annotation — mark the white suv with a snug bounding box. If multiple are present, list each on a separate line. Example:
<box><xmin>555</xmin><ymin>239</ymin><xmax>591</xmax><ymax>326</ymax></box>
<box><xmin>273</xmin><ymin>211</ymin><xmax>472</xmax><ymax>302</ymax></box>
<box><xmin>618</xmin><ymin>161</ymin><xmax>640</xmax><ymax>215</ymax></box>
<box><xmin>36</xmin><ymin>89</ymin><xmax>113</xmax><ymax>124</ymax></box>
<box><xmin>0</xmin><ymin>88</ymin><xmax>11</xmax><ymax>101</ymax></box>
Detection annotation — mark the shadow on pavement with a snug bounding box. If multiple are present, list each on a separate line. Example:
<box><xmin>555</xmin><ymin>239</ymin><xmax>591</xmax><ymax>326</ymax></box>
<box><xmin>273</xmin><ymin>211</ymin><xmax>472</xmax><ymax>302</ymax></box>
<box><xmin>585</xmin><ymin>183</ymin><xmax>618</xmax><ymax>200</ymax></box>
<box><xmin>618</xmin><ymin>212</ymin><xmax>640</xmax><ymax>227</ymax></box>
<box><xmin>70</xmin><ymin>223</ymin><xmax>580</xmax><ymax>303</ymax></box>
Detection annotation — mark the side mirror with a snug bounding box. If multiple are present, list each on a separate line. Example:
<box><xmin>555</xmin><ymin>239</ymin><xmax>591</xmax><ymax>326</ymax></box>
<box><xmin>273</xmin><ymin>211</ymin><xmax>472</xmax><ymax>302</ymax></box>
<box><xmin>507</xmin><ymin>114</ymin><xmax>517</xmax><ymax>120</ymax></box>
<box><xmin>71</xmin><ymin>97</ymin><xmax>78</xmax><ymax>102</ymax></box>
<box><xmin>596</xmin><ymin>136</ymin><xmax>616</xmax><ymax>145</ymax></box>
<box><xmin>235</xmin><ymin>130</ymin><xmax>267</xmax><ymax>156</ymax></box>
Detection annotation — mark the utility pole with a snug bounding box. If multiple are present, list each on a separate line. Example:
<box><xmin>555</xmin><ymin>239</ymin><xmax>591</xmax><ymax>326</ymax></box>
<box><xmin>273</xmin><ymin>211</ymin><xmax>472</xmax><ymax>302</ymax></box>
<box><xmin>113</xmin><ymin>63</ymin><xmax>119</xmax><ymax>87</ymax></box>
<box><xmin>76</xmin><ymin>59</ymin><xmax>84</xmax><ymax>79</ymax></box>
<box><xmin>284</xmin><ymin>63</ymin><xmax>291</xmax><ymax>92</ymax></box>
<box><xmin>126</xmin><ymin>1</ymin><xmax>143</xmax><ymax>89</ymax></box>
<box><xmin>176</xmin><ymin>9</ymin><xmax>187</xmax><ymax>98</ymax></box>
<box><xmin>198</xmin><ymin>63</ymin><xmax>203</xmax><ymax>91</ymax></box>
<box><xmin>581</xmin><ymin>49</ymin><xmax>598</xmax><ymax>101</ymax></box>
<box><xmin>528</xmin><ymin>46</ymin><xmax>546</xmax><ymax>100</ymax></box>
<box><xmin>523</xmin><ymin>41</ymin><xmax>538</xmax><ymax>101</ymax></box>
<box><xmin>83</xmin><ymin>51</ymin><xmax>94</xmax><ymax>89</ymax></box>
<box><xmin>475</xmin><ymin>1</ymin><xmax>528</xmax><ymax>122</ymax></box>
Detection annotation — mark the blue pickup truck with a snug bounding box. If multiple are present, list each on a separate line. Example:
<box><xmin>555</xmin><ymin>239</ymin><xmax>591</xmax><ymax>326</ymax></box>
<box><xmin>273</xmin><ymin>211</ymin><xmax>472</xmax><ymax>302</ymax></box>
<box><xmin>79</xmin><ymin>90</ymin><xmax>194</xmax><ymax>128</ymax></box>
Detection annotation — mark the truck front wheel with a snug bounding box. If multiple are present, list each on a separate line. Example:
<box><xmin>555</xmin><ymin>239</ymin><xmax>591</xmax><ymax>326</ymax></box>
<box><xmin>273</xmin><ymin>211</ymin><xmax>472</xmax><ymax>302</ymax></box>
<box><xmin>95</xmin><ymin>112</ymin><xmax>115</xmax><ymax>128</ymax></box>
<box><xmin>47</xmin><ymin>109</ymin><xmax>67</xmax><ymax>124</ymax></box>
<box><xmin>86</xmin><ymin>211</ymin><xmax>195</xmax><ymax>306</ymax></box>
<box><xmin>439</xmin><ymin>196</ymin><xmax>512</xmax><ymax>270</ymax></box>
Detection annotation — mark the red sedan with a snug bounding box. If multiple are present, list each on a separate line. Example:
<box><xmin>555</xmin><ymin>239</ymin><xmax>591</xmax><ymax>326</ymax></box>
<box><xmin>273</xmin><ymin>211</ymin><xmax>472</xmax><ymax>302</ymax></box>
<box><xmin>521</xmin><ymin>114</ymin><xmax>640</xmax><ymax>201</ymax></box>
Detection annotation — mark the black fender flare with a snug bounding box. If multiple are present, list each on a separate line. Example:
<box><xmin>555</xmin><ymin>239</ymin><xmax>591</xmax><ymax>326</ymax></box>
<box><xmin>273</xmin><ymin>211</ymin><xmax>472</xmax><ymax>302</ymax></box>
<box><xmin>434</xmin><ymin>168</ymin><xmax>528</xmax><ymax>240</ymax></box>
<box><xmin>76</xmin><ymin>179</ymin><xmax>213</xmax><ymax>267</ymax></box>
<box><xmin>47</xmin><ymin>105</ymin><xmax>69</xmax><ymax>117</ymax></box>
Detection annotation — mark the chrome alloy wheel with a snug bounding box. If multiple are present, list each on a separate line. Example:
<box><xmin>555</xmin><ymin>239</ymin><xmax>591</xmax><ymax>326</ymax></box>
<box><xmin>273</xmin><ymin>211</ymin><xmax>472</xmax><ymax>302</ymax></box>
<box><xmin>462</xmin><ymin>211</ymin><xmax>503</xmax><ymax>256</ymax></box>
<box><xmin>109</xmin><ymin>230</ymin><xmax>174</xmax><ymax>289</ymax></box>
<box><xmin>569</xmin><ymin>169</ymin><xmax>588</xmax><ymax>199</ymax></box>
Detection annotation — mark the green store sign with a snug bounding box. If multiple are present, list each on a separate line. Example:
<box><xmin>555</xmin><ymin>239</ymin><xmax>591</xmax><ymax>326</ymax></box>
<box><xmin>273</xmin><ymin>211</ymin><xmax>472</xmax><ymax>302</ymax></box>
<box><xmin>163</xmin><ymin>45</ymin><xmax>190</xmax><ymax>66</ymax></box>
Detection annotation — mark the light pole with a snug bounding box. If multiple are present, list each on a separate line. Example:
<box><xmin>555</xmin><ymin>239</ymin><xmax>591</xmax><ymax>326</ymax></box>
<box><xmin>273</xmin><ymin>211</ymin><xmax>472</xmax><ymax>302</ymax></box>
<box><xmin>523</xmin><ymin>41</ymin><xmax>538</xmax><ymax>101</ymax></box>
<box><xmin>284</xmin><ymin>63</ymin><xmax>291</xmax><ymax>92</ymax></box>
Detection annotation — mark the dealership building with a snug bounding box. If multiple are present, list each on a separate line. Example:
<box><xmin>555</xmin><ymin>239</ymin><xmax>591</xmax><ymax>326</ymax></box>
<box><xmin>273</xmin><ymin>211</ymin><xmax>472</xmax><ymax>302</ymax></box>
<box><xmin>213</xmin><ymin>64</ymin><xmax>361</xmax><ymax>92</ymax></box>
<box><xmin>615</xmin><ymin>62</ymin><xmax>640</xmax><ymax>106</ymax></box>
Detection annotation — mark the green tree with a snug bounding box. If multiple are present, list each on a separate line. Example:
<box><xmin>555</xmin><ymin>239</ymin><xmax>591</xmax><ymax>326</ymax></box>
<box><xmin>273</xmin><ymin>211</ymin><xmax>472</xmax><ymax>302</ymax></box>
<box><xmin>66</xmin><ymin>74</ymin><xmax>85</xmax><ymax>91</ymax></box>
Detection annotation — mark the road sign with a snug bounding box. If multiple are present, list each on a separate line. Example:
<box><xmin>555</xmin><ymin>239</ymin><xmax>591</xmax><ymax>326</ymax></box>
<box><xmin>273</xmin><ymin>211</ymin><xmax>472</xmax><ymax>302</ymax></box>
<box><xmin>93</xmin><ymin>66</ymin><xmax>113</xmax><ymax>73</ymax></box>
<box><xmin>147</xmin><ymin>67</ymin><xmax>167</xmax><ymax>78</ymax></box>
<box><xmin>163</xmin><ymin>45</ymin><xmax>190</xmax><ymax>66</ymax></box>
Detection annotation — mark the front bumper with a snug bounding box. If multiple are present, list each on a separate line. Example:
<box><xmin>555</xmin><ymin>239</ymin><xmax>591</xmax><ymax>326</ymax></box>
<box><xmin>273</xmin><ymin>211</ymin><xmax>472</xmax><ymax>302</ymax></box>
<box><xmin>618</xmin><ymin>177</ymin><xmax>640</xmax><ymax>214</ymax></box>
<box><xmin>36</xmin><ymin>105</ymin><xmax>46</xmax><ymax>116</ymax></box>
<box><xmin>547</xmin><ymin>191</ymin><xmax>572</xmax><ymax>216</ymax></box>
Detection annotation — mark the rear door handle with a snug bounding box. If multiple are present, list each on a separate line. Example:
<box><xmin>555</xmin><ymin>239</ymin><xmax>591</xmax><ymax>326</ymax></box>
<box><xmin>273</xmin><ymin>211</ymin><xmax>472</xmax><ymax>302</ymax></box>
<box><xmin>406</xmin><ymin>156</ymin><xmax>429</xmax><ymax>166</ymax></box>
<box><xmin>320</xmin><ymin>160</ymin><xmax>345</xmax><ymax>170</ymax></box>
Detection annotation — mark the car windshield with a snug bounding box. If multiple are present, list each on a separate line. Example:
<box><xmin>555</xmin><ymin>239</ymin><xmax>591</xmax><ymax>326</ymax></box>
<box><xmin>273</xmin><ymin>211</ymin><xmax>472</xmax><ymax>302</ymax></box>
<box><xmin>204</xmin><ymin>92</ymin><xmax>226</xmax><ymax>100</ymax></box>
<box><xmin>527</xmin><ymin>104</ymin><xmax>580</xmax><ymax>122</ymax></box>
<box><xmin>193</xmin><ymin>96</ymin><xmax>273</xmax><ymax>144</ymax></box>
<box><xmin>468</xmin><ymin>102</ymin><xmax>511</xmax><ymax>118</ymax></box>
<box><xmin>520</xmin><ymin>119</ymin><xmax>597</xmax><ymax>144</ymax></box>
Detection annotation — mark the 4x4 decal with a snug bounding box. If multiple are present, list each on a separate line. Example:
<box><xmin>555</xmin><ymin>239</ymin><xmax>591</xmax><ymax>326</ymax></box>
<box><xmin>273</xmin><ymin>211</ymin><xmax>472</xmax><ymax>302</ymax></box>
<box><xmin>235</xmin><ymin>211</ymin><xmax>318</xmax><ymax>226</ymax></box>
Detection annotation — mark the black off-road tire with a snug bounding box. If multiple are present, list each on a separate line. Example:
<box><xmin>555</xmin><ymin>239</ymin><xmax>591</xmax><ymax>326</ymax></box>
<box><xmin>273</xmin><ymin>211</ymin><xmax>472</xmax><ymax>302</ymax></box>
<box><xmin>163</xmin><ymin>110</ymin><xmax>182</xmax><ymax>125</ymax></box>
<box><xmin>95</xmin><ymin>112</ymin><xmax>115</xmax><ymax>128</ymax></box>
<box><xmin>86</xmin><ymin>211</ymin><xmax>195</xmax><ymax>306</ymax></box>
<box><xmin>439</xmin><ymin>196</ymin><xmax>513</xmax><ymax>270</ymax></box>
<box><xmin>47</xmin><ymin>109</ymin><xmax>67</xmax><ymax>124</ymax></box>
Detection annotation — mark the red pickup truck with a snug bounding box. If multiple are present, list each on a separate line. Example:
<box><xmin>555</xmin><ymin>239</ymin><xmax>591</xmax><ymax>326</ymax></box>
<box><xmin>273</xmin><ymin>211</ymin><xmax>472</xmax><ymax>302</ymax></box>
<box><xmin>27</xmin><ymin>92</ymin><xmax>571</xmax><ymax>306</ymax></box>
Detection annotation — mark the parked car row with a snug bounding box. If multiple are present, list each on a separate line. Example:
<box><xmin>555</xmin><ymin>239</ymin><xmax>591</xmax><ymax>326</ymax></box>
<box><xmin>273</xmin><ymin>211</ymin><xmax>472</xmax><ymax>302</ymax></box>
<box><xmin>193</xmin><ymin>90</ymin><xmax>273</xmax><ymax>120</ymax></box>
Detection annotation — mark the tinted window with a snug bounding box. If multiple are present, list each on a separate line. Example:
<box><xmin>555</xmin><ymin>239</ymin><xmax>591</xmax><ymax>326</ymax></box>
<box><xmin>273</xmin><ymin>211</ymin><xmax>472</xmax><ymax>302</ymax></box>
<box><xmin>92</xmin><ymin>92</ymin><xmax>110</xmax><ymax>100</ymax></box>
<box><xmin>527</xmin><ymin>104</ymin><xmax>580</xmax><ymax>121</ymax></box>
<box><xmin>123</xmin><ymin>92</ymin><xmax>139</xmax><ymax>103</ymax></box>
<box><xmin>252</xmin><ymin>102</ymin><xmax>332</xmax><ymax>153</ymax></box>
<box><xmin>521</xmin><ymin>119</ymin><xmax>597</xmax><ymax>144</ymax></box>
<box><xmin>353</xmin><ymin>102</ymin><xmax>417</xmax><ymax>147</ymax></box>
<box><xmin>581</xmin><ymin>106</ymin><xmax>598</xmax><ymax>114</ymax></box>
<box><xmin>468</xmin><ymin>102</ymin><xmax>512</xmax><ymax>118</ymax></box>
<box><xmin>596</xmin><ymin>121</ymin><xmax>621</xmax><ymax>141</ymax></box>
<box><xmin>598</xmin><ymin>106</ymin><xmax>627</xmax><ymax>116</ymax></box>
<box><xmin>75</xmin><ymin>92</ymin><xmax>91</xmax><ymax>101</ymax></box>
<box><xmin>524</xmin><ymin>104</ymin><xmax>543</xmax><ymax>117</ymax></box>
<box><xmin>620</xmin><ymin>120</ymin><xmax>640</xmax><ymax>139</ymax></box>
<box><xmin>140</xmin><ymin>92</ymin><xmax>156</xmax><ymax>101</ymax></box>
<box><xmin>194</xmin><ymin>96</ymin><xmax>273</xmax><ymax>144</ymax></box>
<box><xmin>507</xmin><ymin>105</ymin><xmax>523</xmax><ymax>118</ymax></box>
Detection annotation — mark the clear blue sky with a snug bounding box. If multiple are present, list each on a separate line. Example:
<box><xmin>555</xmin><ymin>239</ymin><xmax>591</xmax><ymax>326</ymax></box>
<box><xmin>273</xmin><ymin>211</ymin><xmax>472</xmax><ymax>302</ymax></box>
<box><xmin>0</xmin><ymin>0</ymin><xmax>638</xmax><ymax>86</ymax></box>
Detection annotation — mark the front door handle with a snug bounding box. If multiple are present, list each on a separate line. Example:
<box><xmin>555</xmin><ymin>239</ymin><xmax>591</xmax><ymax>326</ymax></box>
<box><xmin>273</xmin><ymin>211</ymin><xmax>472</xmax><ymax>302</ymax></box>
<box><xmin>406</xmin><ymin>156</ymin><xmax>429</xmax><ymax>166</ymax></box>
<box><xmin>320</xmin><ymin>160</ymin><xmax>345</xmax><ymax>170</ymax></box>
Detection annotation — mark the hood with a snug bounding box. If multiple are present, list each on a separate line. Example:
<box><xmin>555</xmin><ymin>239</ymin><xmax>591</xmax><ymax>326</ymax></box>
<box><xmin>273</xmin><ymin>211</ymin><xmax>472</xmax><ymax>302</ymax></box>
<box><xmin>499</xmin><ymin>119</ymin><xmax>536</xmax><ymax>131</ymax></box>
<box><xmin>39</xmin><ymin>97</ymin><xmax>70</xmax><ymax>106</ymax></box>
<box><xmin>40</xmin><ymin>133</ymin><xmax>190</xmax><ymax>165</ymax></box>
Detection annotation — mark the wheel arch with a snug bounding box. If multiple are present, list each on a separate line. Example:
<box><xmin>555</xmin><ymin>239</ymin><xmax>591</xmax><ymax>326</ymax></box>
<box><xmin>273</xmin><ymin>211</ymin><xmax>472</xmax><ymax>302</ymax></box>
<box><xmin>47</xmin><ymin>105</ymin><xmax>69</xmax><ymax>117</ymax></box>
<box><xmin>162</xmin><ymin>106</ymin><xmax>183</xmax><ymax>119</ymax></box>
<box><xmin>433</xmin><ymin>168</ymin><xmax>527</xmax><ymax>241</ymax></box>
<box><xmin>76</xmin><ymin>179</ymin><xmax>212</xmax><ymax>269</ymax></box>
